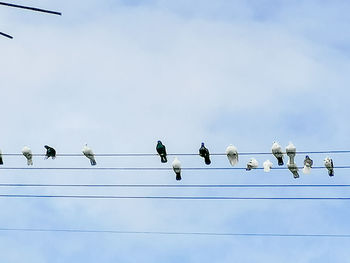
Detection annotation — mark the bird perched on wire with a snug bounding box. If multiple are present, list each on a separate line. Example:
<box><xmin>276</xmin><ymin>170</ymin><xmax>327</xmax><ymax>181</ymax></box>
<box><xmin>324</xmin><ymin>157</ymin><xmax>334</xmax><ymax>177</ymax></box>
<box><xmin>302</xmin><ymin>155</ymin><xmax>313</xmax><ymax>174</ymax></box>
<box><xmin>172</xmin><ymin>157</ymin><xmax>181</xmax><ymax>181</ymax></box>
<box><xmin>156</xmin><ymin>141</ymin><xmax>167</xmax><ymax>163</ymax></box>
<box><xmin>199</xmin><ymin>142</ymin><xmax>211</xmax><ymax>165</ymax></box>
<box><xmin>44</xmin><ymin>145</ymin><xmax>56</xmax><ymax>159</ymax></box>
<box><xmin>226</xmin><ymin>144</ymin><xmax>238</xmax><ymax>166</ymax></box>
<box><xmin>271</xmin><ymin>142</ymin><xmax>284</xmax><ymax>166</ymax></box>
<box><xmin>287</xmin><ymin>162</ymin><xmax>299</xmax><ymax>178</ymax></box>
<box><xmin>286</xmin><ymin>142</ymin><xmax>296</xmax><ymax>164</ymax></box>
<box><xmin>0</xmin><ymin>149</ymin><xmax>3</xmax><ymax>165</ymax></box>
<box><xmin>263</xmin><ymin>160</ymin><xmax>273</xmax><ymax>172</ymax></box>
<box><xmin>22</xmin><ymin>146</ymin><xmax>33</xmax><ymax>166</ymax></box>
<box><xmin>82</xmin><ymin>144</ymin><xmax>96</xmax><ymax>166</ymax></box>
<box><xmin>246</xmin><ymin>158</ymin><xmax>258</xmax><ymax>171</ymax></box>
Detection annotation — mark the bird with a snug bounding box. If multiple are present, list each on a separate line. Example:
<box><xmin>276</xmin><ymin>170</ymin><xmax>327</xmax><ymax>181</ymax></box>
<box><xmin>44</xmin><ymin>145</ymin><xmax>56</xmax><ymax>159</ymax></box>
<box><xmin>263</xmin><ymin>160</ymin><xmax>273</xmax><ymax>172</ymax></box>
<box><xmin>246</xmin><ymin>158</ymin><xmax>258</xmax><ymax>171</ymax></box>
<box><xmin>226</xmin><ymin>145</ymin><xmax>238</xmax><ymax>166</ymax></box>
<box><xmin>0</xmin><ymin>149</ymin><xmax>3</xmax><ymax>165</ymax></box>
<box><xmin>287</xmin><ymin>162</ymin><xmax>299</xmax><ymax>178</ymax></box>
<box><xmin>172</xmin><ymin>157</ymin><xmax>181</xmax><ymax>181</ymax></box>
<box><xmin>271</xmin><ymin>142</ymin><xmax>284</xmax><ymax>166</ymax></box>
<box><xmin>324</xmin><ymin>157</ymin><xmax>334</xmax><ymax>177</ymax></box>
<box><xmin>22</xmin><ymin>146</ymin><xmax>33</xmax><ymax>166</ymax></box>
<box><xmin>156</xmin><ymin>141</ymin><xmax>167</xmax><ymax>163</ymax></box>
<box><xmin>82</xmin><ymin>144</ymin><xmax>96</xmax><ymax>166</ymax></box>
<box><xmin>199</xmin><ymin>142</ymin><xmax>211</xmax><ymax>165</ymax></box>
<box><xmin>302</xmin><ymin>155</ymin><xmax>313</xmax><ymax>174</ymax></box>
<box><xmin>286</xmin><ymin>142</ymin><xmax>296</xmax><ymax>164</ymax></box>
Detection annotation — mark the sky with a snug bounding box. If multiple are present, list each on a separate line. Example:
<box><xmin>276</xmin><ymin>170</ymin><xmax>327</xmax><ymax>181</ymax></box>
<box><xmin>1</xmin><ymin>0</ymin><xmax>350</xmax><ymax>262</ymax></box>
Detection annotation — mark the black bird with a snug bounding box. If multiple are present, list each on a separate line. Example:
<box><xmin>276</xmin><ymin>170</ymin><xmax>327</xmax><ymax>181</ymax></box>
<box><xmin>199</xmin><ymin>142</ymin><xmax>211</xmax><ymax>165</ymax></box>
<box><xmin>156</xmin><ymin>141</ymin><xmax>167</xmax><ymax>163</ymax></box>
<box><xmin>44</xmin><ymin>145</ymin><xmax>56</xmax><ymax>159</ymax></box>
<box><xmin>0</xmin><ymin>149</ymin><xmax>3</xmax><ymax>165</ymax></box>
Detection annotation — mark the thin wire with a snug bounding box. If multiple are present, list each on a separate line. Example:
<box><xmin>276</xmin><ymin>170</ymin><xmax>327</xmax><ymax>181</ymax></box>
<box><xmin>0</xmin><ymin>166</ymin><xmax>347</xmax><ymax>170</ymax></box>
<box><xmin>0</xmin><ymin>2</ymin><xmax>61</xmax><ymax>15</ymax></box>
<box><xmin>3</xmin><ymin>150</ymin><xmax>350</xmax><ymax>156</ymax></box>
<box><xmin>0</xmin><ymin>194</ymin><xmax>348</xmax><ymax>200</ymax></box>
<box><xmin>0</xmin><ymin>183</ymin><xmax>349</xmax><ymax>188</ymax></box>
<box><xmin>0</xmin><ymin>31</ymin><xmax>13</xmax><ymax>39</ymax></box>
<box><xmin>0</xmin><ymin>227</ymin><xmax>349</xmax><ymax>238</ymax></box>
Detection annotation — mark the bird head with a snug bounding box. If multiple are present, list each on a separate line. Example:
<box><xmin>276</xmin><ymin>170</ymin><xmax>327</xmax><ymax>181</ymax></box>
<box><xmin>201</xmin><ymin>142</ymin><xmax>205</xmax><ymax>147</ymax></box>
<box><xmin>44</xmin><ymin>145</ymin><xmax>49</xmax><ymax>149</ymax></box>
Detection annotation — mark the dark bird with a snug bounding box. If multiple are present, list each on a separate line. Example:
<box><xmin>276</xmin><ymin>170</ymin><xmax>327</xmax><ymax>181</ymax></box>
<box><xmin>44</xmin><ymin>145</ymin><xmax>56</xmax><ymax>159</ymax></box>
<box><xmin>199</xmin><ymin>142</ymin><xmax>211</xmax><ymax>165</ymax></box>
<box><xmin>302</xmin><ymin>155</ymin><xmax>313</xmax><ymax>174</ymax></box>
<box><xmin>156</xmin><ymin>141</ymin><xmax>167</xmax><ymax>163</ymax></box>
<box><xmin>0</xmin><ymin>149</ymin><xmax>3</xmax><ymax>165</ymax></box>
<box><xmin>324</xmin><ymin>157</ymin><xmax>334</xmax><ymax>177</ymax></box>
<box><xmin>172</xmin><ymin>157</ymin><xmax>181</xmax><ymax>181</ymax></box>
<box><xmin>271</xmin><ymin>142</ymin><xmax>284</xmax><ymax>166</ymax></box>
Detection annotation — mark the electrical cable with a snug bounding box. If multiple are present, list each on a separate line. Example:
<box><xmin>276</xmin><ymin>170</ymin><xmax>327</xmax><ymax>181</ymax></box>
<box><xmin>0</xmin><ymin>2</ymin><xmax>61</xmax><ymax>15</ymax></box>
<box><xmin>0</xmin><ymin>227</ymin><xmax>349</xmax><ymax>238</ymax></box>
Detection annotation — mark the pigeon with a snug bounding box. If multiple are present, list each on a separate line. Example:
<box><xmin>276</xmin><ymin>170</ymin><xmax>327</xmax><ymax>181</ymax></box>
<box><xmin>82</xmin><ymin>144</ymin><xmax>96</xmax><ymax>166</ymax></box>
<box><xmin>199</xmin><ymin>142</ymin><xmax>211</xmax><ymax>165</ymax></box>
<box><xmin>22</xmin><ymin>146</ymin><xmax>33</xmax><ymax>166</ymax></box>
<box><xmin>44</xmin><ymin>145</ymin><xmax>56</xmax><ymax>159</ymax></box>
<box><xmin>226</xmin><ymin>145</ymin><xmax>238</xmax><ymax>166</ymax></box>
<box><xmin>246</xmin><ymin>158</ymin><xmax>258</xmax><ymax>171</ymax></box>
<box><xmin>302</xmin><ymin>155</ymin><xmax>313</xmax><ymax>174</ymax></box>
<box><xmin>324</xmin><ymin>157</ymin><xmax>334</xmax><ymax>177</ymax></box>
<box><xmin>0</xmin><ymin>149</ymin><xmax>3</xmax><ymax>165</ymax></box>
<box><xmin>156</xmin><ymin>141</ymin><xmax>167</xmax><ymax>163</ymax></box>
<box><xmin>287</xmin><ymin>162</ymin><xmax>299</xmax><ymax>178</ymax></box>
<box><xmin>172</xmin><ymin>157</ymin><xmax>181</xmax><ymax>181</ymax></box>
<box><xmin>271</xmin><ymin>142</ymin><xmax>284</xmax><ymax>166</ymax></box>
<box><xmin>286</xmin><ymin>142</ymin><xmax>296</xmax><ymax>164</ymax></box>
<box><xmin>263</xmin><ymin>160</ymin><xmax>273</xmax><ymax>172</ymax></box>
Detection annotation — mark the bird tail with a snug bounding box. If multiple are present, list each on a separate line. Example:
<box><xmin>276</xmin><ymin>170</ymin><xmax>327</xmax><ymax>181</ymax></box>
<box><xmin>229</xmin><ymin>156</ymin><xmax>238</xmax><ymax>166</ymax></box>
<box><xmin>0</xmin><ymin>157</ymin><xmax>3</xmax><ymax>165</ymax></box>
<box><xmin>263</xmin><ymin>166</ymin><xmax>271</xmax><ymax>172</ymax></box>
<box><xmin>302</xmin><ymin>166</ymin><xmax>311</xmax><ymax>174</ymax></box>
<box><xmin>277</xmin><ymin>157</ymin><xmax>284</xmax><ymax>166</ymax></box>
<box><xmin>328</xmin><ymin>169</ymin><xmax>334</xmax><ymax>177</ymax></box>
<box><xmin>293</xmin><ymin>172</ymin><xmax>299</xmax><ymax>179</ymax></box>
<box><xmin>90</xmin><ymin>159</ymin><xmax>97</xmax><ymax>166</ymax></box>
<box><xmin>176</xmin><ymin>172</ymin><xmax>182</xmax><ymax>181</ymax></box>
<box><xmin>161</xmin><ymin>156</ymin><xmax>167</xmax><ymax>163</ymax></box>
<box><xmin>27</xmin><ymin>159</ymin><xmax>33</xmax><ymax>166</ymax></box>
<box><xmin>204</xmin><ymin>156</ymin><xmax>211</xmax><ymax>165</ymax></box>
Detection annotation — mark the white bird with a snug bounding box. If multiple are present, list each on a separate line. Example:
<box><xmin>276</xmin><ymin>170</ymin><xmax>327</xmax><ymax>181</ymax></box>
<box><xmin>82</xmin><ymin>144</ymin><xmax>96</xmax><ymax>166</ymax></box>
<box><xmin>263</xmin><ymin>160</ymin><xmax>273</xmax><ymax>172</ymax></box>
<box><xmin>22</xmin><ymin>146</ymin><xmax>33</xmax><ymax>166</ymax></box>
<box><xmin>271</xmin><ymin>142</ymin><xmax>284</xmax><ymax>166</ymax></box>
<box><xmin>172</xmin><ymin>157</ymin><xmax>181</xmax><ymax>181</ymax></box>
<box><xmin>225</xmin><ymin>145</ymin><xmax>238</xmax><ymax>166</ymax></box>
<box><xmin>302</xmin><ymin>155</ymin><xmax>313</xmax><ymax>174</ymax></box>
<box><xmin>324</xmin><ymin>157</ymin><xmax>334</xmax><ymax>177</ymax></box>
<box><xmin>286</xmin><ymin>142</ymin><xmax>296</xmax><ymax>164</ymax></box>
<box><xmin>287</xmin><ymin>162</ymin><xmax>299</xmax><ymax>179</ymax></box>
<box><xmin>246</xmin><ymin>158</ymin><xmax>258</xmax><ymax>171</ymax></box>
<box><xmin>0</xmin><ymin>149</ymin><xmax>3</xmax><ymax>165</ymax></box>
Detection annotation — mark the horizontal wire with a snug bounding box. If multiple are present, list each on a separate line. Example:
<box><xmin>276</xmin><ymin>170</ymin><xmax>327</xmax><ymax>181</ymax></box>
<box><xmin>0</xmin><ymin>183</ymin><xmax>349</xmax><ymax>188</ymax></box>
<box><xmin>0</xmin><ymin>194</ymin><xmax>348</xmax><ymax>200</ymax></box>
<box><xmin>0</xmin><ymin>166</ymin><xmax>346</xmax><ymax>170</ymax></box>
<box><xmin>0</xmin><ymin>227</ymin><xmax>349</xmax><ymax>238</ymax></box>
<box><xmin>0</xmin><ymin>2</ymin><xmax>61</xmax><ymax>15</ymax></box>
<box><xmin>2</xmin><ymin>150</ymin><xmax>350</xmax><ymax>157</ymax></box>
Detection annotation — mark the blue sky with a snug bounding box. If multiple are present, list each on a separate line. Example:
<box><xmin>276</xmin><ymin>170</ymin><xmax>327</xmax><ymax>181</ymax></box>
<box><xmin>1</xmin><ymin>0</ymin><xmax>350</xmax><ymax>262</ymax></box>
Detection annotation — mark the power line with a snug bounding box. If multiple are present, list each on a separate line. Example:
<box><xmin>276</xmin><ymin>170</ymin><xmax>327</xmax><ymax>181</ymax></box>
<box><xmin>0</xmin><ymin>166</ymin><xmax>348</xmax><ymax>170</ymax></box>
<box><xmin>0</xmin><ymin>194</ymin><xmax>348</xmax><ymax>200</ymax></box>
<box><xmin>0</xmin><ymin>183</ymin><xmax>349</xmax><ymax>188</ymax></box>
<box><xmin>0</xmin><ymin>227</ymin><xmax>349</xmax><ymax>238</ymax></box>
<box><xmin>0</xmin><ymin>2</ymin><xmax>61</xmax><ymax>15</ymax></box>
<box><xmin>3</xmin><ymin>150</ymin><xmax>350</xmax><ymax>157</ymax></box>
